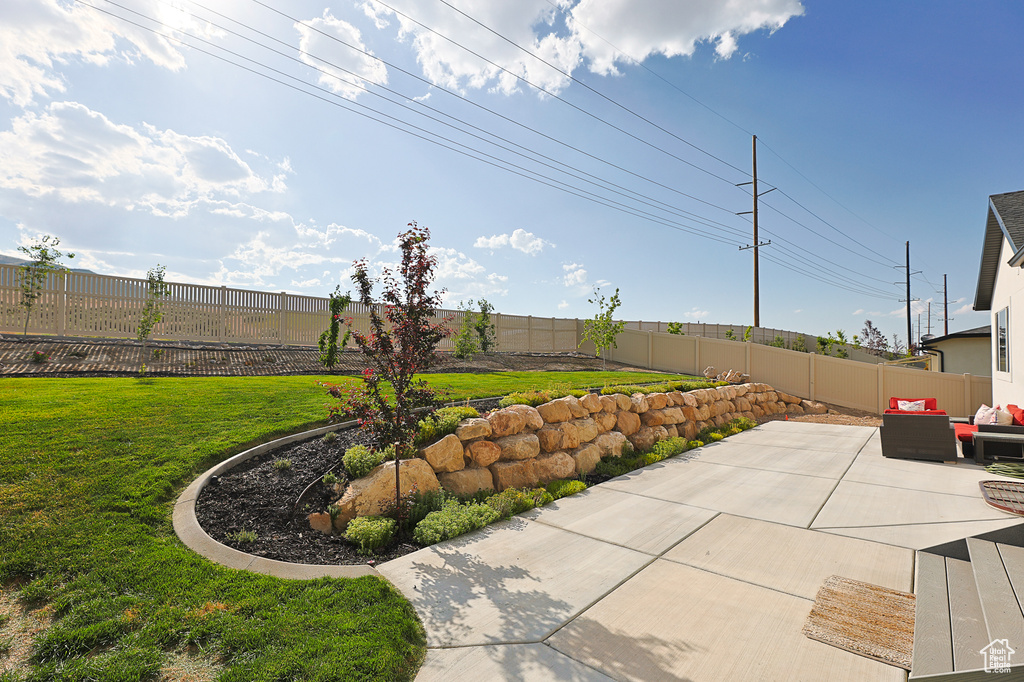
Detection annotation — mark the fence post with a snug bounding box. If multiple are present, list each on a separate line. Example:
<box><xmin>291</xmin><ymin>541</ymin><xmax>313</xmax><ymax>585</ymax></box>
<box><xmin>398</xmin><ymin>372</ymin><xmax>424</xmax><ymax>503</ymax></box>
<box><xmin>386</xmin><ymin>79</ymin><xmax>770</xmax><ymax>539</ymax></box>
<box><xmin>809</xmin><ymin>352</ymin><xmax>816</xmax><ymax>401</ymax></box>
<box><xmin>877</xmin><ymin>363</ymin><xmax>886</xmax><ymax>414</ymax></box>
<box><xmin>694</xmin><ymin>336</ymin><xmax>701</xmax><ymax>375</ymax></box>
<box><xmin>527</xmin><ymin>315</ymin><xmax>533</xmax><ymax>352</ymax></box>
<box><xmin>647</xmin><ymin>330</ymin><xmax>653</xmax><ymax>369</ymax></box>
<box><xmin>218</xmin><ymin>286</ymin><xmax>227</xmax><ymax>343</ymax></box>
<box><xmin>551</xmin><ymin>317</ymin><xmax>556</xmax><ymax>352</ymax></box>
<box><xmin>745</xmin><ymin>340</ymin><xmax>751</xmax><ymax>376</ymax></box>
<box><xmin>57</xmin><ymin>272</ymin><xmax>67</xmax><ymax>337</ymax></box>
<box><xmin>963</xmin><ymin>373</ymin><xmax>972</xmax><ymax>416</ymax></box>
<box><xmin>278</xmin><ymin>291</ymin><xmax>287</xmax><ymax>346</ymax></box>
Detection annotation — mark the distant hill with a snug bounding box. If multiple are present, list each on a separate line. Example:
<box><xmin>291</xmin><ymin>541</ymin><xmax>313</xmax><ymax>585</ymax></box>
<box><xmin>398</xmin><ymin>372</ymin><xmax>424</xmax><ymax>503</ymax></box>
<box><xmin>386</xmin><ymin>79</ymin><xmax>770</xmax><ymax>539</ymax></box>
<box><xmin>0</xmin><ymin>255</ymin><xmax>95</xmax><ymax>274</ymax></box>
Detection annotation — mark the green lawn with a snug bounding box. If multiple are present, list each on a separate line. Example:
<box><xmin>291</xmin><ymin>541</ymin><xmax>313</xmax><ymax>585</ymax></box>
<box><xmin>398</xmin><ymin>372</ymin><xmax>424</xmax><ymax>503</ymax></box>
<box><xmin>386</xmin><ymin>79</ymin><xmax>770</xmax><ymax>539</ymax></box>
<box><xmin>0</xmin><ymin>370</ymin><xmax>683</xmax><ymax>681</ymax></box>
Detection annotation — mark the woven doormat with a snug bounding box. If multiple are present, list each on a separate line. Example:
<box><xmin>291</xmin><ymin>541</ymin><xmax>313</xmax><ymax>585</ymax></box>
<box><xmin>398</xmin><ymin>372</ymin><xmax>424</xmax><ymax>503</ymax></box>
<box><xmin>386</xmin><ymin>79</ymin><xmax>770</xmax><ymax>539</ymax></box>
<box><xmin>802</xmin><ymin>575</ymin><xmax>915</xmax><ymax>670</ymax></box>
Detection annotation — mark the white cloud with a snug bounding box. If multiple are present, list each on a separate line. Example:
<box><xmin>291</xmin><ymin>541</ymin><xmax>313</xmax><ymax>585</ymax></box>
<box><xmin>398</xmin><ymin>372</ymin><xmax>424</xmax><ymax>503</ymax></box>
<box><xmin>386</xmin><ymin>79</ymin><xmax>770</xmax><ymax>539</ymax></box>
<box><xmin>474</xmin><ymin>228</ymin><xmax>551</xmax><ymax>254</ymax></box>
<box><xmin>562</xmin><ymin>262</ymin><xmax>587</xmax><ymax>286</ymax></box>
<box><xmin>362</xmin><ymin>0</ymin><xmax>802</xmax><ymax>95</ymax></box>
<box><xmin>363</xmin><ymin>0</ymin><xmax>578</xmax><ymax>95</ymax></box>
<box><xmin>295</xmin><ymin>10</ymin><xmax>388</xmax><ymax>100</ymax></box>
<box><xmin>558</xmin><ymin>300</ymin><xmax>569</xmax><ymax>310</ymax></box>
<box><xmin>954</xmin><ymin>303</ymin><xmax>975</xmax><ymax>315</ymax></box>
<box><xmin>0</xmin><ymin>0</ymin><xmax>219</xmax><ymax>106</ymax></box>
<box><xmin>852</xmin><ymin>308</ymin><xmax>865</xmax><ymax>315</ymax></box>
<box><xmin>793</xmin><ymin>309</ymin><xmax>802</xmax><ymax>313</ymax></box>
<box><xmin>683</xmin><ymin>307</ymin><xmax>708</xmax><ymax>319</ymax></box>
<box><xmin>0</xmin><ymin>102</ymin><xmax>277</xmax><ymax>216</ymax></box>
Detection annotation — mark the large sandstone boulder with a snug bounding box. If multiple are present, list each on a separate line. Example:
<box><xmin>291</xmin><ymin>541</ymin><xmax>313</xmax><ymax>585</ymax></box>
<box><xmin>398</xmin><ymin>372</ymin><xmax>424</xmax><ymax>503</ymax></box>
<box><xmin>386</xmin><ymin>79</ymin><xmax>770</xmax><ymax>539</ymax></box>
<box><xmin>495</xmin><ymin>432</ymin><xmax>541</xmax><ymax>461</ymax></box>
<box><xmin>330</xmin><ymin>458</ymin><xmax>440</xmax><ymax>532</ymax></box>
<box><xmin>420</xmin><ymin>434</ymin><xmax>465</xmax><ymax>473</ymax></box>
<box><xmin>640</xmin><ymin>409</ymin><xmax>665</xmax><ymax>427</ymax></box>
<box><xmin>537</xmin><ymin>399</ymin><xmax>572</xmax><ymax>423</ymax></box>
<box><xmin>599</xmin><ymin>395</ymin><xmax>618</xmax><ymax>413</ymax></box>
<box><xmin>593</xmin><ymin>411</ymin><xmax>618</xmax><ymax>433</ymax></box>
<box><xmin>490</xmin><ymin>460</ymin><xmax>539</xmax><ymax>491</ymax></box>
<box><xmin>665</xmin><ymin>425</ymin><xmax>679</xmax><ymax>438</ymax></box>
<box><xmin>696</xmin><ymin>404</ymin><xmax>712</xmax><ymax>421</ymax></box>
<box><xmin>647</xmin><ymin>393</ymin><xmax>668</xmax><ymax>410</ymax></box>
<box><xmin>570</xmin><ymin>443</ymin><xmax>602</xmax><ymax>475</ymax></box>
<box><xmin>613</xmin><ymin>393</ymin><xmax>632</xmax><ymax>411</ymax></box>
<box><xmin>661</xmin><ymin>407</ymin><xmax>684</xmax><ymax>425</ymax></box>
<box><xmin>580</xmin><ymin>393</ymin><xmax>603</xmax><ymax>414</ymax></box>
<box><xmin>438</xmin><ymin>467</ymin><xmax>494</xmax><ymax>496</ymax></box>
<box><xmin>488</xmin><ymin>409</ymin><xmax>526</xmax><ymax>437</ymax></box>
<box><xmin>594</xmin><ymin>431</ymin><xmax>627</xmax><ymax>458</ymax></box>
<box><xmin>465</xmin><ymin>440</ymin><xmax>501</xmax><ymax>467</ymax></box>
<box><xmin>506</xmin><ymin>404</ymin><xmax>543</xmax><ymax>430</ymax></box>
<box><xmin>801</xmin><ymin>399</ymin><xmax>828</xmax><ymax>415</ymax></box>
<box><xmin>535</xmin><ymin>452</ymin><xmax>575</xmax><ymax>483</ymax></box>
<box><xmin>560</xmin><ymin>395</ymin><xmax>590</xmax><ymax>419</ymax></box>
<box><xmin>681</xmin><ymin>420</ymin><xmax>699</xmax><ymax>440</ymax></box>
<box><xmin>681</xmin><ymin>392</ymin><xmax>698</xmax><ymax>408</ymax></box>
<box><xmin>667</xmin><ymin>391</ymin><xmax>685</xmax><ymax>406</ymax></box>
<box><xmin>572</xmin><ymin>418</ymin><xmax>599</xmax><ymax>444</ymax></box>
<box><xmin>628</xmin><ymin>425</ymin><xmax>666</xmax><ymax>452</ymax></box>
<box><xmin>629</xmin><ymin>393</ymin><xmax>649</xmax><ymax>414</ymax></box>
<box><xmin>455</xmin><ymin>418</ymin><xmax>492</xmax><ymax>441</ymax></box>
<box><xmin>616</xmin><ymin>411</ymin><xmax>641</xmax><ymax>436</ymax></box>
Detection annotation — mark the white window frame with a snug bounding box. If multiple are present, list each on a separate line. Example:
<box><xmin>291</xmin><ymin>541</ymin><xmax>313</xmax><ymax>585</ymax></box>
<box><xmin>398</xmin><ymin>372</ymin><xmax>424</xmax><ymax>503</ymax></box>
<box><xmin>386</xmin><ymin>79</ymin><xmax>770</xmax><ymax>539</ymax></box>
<box><xmin>996</xmin><ymin>306</ymin><xmax>1009</xmax><ymax>373</ymax></box>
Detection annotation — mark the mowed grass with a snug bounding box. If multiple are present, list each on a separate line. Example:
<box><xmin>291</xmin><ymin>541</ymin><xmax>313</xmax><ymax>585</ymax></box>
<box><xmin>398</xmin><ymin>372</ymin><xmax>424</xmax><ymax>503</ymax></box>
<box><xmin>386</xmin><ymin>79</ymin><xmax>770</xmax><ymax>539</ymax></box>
<box><xmin>0</xmin><ymin>370</ymin><xmax>682</xmax><ymax>681</ymax></box>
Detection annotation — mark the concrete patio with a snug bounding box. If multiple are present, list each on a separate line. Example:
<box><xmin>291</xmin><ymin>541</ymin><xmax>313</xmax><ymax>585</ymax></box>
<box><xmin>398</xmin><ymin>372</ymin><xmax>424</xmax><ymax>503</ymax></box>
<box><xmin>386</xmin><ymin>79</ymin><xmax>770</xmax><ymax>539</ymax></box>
<box><xmin>377</xmin><ymin>420</ymin><xmax>1024</xmax><ymax>682</ymax></box>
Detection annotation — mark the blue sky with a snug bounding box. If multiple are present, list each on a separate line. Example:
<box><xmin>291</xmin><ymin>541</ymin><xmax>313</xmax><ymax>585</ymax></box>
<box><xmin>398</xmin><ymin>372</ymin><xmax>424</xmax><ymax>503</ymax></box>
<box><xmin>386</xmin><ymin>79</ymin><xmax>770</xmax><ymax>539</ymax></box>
<box><xmin>2</xmin><ymin>0</ymin><xmax>1021</xmax><ymax>345</ymax></box>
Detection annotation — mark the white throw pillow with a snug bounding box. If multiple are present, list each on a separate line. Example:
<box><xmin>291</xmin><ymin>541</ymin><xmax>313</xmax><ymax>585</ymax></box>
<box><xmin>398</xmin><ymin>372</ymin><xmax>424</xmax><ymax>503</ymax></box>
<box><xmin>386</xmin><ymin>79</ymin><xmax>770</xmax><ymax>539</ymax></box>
<box><xmin>995</xmin><ymin>407</ymin><xmax>1014</xmax><ymax>426</ymax></box>
<box><xmin>897</xmin><ymin>399</ymin><xmax>926</xmax><ymax>411</ymax></box>
<box><xmin>975</xmin><ymin>404</ymin><xmax>997</xmax><ymax>424</ymax></box>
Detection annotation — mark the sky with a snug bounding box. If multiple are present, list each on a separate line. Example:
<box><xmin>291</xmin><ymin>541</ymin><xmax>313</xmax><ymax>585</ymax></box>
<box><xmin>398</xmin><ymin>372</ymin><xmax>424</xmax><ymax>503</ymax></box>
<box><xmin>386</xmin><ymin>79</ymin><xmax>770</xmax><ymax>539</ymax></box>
<box><xmin>2</xmin><ymin>0</ymin><xmax>1022</xmax><ymax>345</ymax></box>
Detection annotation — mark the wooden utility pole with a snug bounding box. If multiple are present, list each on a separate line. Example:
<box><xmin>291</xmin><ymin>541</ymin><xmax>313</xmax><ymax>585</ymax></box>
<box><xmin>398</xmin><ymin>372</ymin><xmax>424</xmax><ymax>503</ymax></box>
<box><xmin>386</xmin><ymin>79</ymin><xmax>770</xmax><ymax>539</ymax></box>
<box><xmin>943</xmin><ymin>274</ymin><xmax>949</xmax><ymax>336</ymax></box>
<box><xmin>736</xmin><ymin>135</ymin><xmax>772</xmax><ymax>329</ymax></box>
<box><xmin>905</xmin><ymin>242</ymin><xmax>912</xmax><ymax>347</ymax></box>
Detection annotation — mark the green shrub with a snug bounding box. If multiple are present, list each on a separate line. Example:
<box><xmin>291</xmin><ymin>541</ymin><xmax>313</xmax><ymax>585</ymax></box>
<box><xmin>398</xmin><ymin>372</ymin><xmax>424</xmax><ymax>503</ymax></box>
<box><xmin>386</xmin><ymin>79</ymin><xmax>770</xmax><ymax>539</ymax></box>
<box><xmin>594</xmin><ymin>454</ymin><xmax>644</xmax><ymax>478</ymax></box>
<box><xmin>709</xmin><ymin>432</ymin><xmax>724</xmax><ymax>442</ymax></box>
<box><xmin>643</xmin><ymin>451</ymin><xmax>666</xmax><ymax>466</ymax></box>
<box><xmin>650</xmin><ymin>436</ymin><xmax>690</xmax><ymax>458</ymax></box>
<box><xmin>343</xmin><ymin>444</ymin><xmax>387</xmax><ymax>479</ymax></box>
<box><xmin>498</xmin><ymin>386</ymin><xmax>587</xmax><ymax>408</ymax></box>
<box><xmin>600</xmin><ymin>379</ymin><xmax>727</xmax><ymax>396</ymax></box>
<box><xmin>546</xmin><ymin>479</ymin><xmax>586</xmax><ymax>500</ymax></box>
<box><xmin>273</xmin><ymin>458</ymin><xmax>292</xmax><ymax>471</ymax></box>
<box><xmin>322</xmin><ymin>471</ymin><xmax>338</xmax><ymax>486</ymax></box>
<box><xmin>344</xmin><ymin>516</ymin><xmax>397</xmax><ymax>555</ymax></box>
<box><xmin>485</xmin><ymin>488</ymin><xmax>553</xmax><ymax>520</ymax></box>
<box><xmin>688</xmin><ymin>440</ymin><xmax>704</xmax><ymax>449</ymax></box>
<box><xmin>415</xmin><ymin>406</ymin><xmax>480</xmax><ymax>446</ymax></box>
<box><xmin>322</xmin><ymin>431</ymin><xmax>338</xmax><ymax>443</ymax></box>
<box><xmin>395</xmin><ymin>488</ymin><xmax>452</xmax><ymax>535</ymax></box>
<box><xmin>413</xmin><ymin>499</ymin><xmax>500</xmax><ymax>546</ymax></box>
<box><xmin>731</xmin><ymin>416</ymin><xmax>757</xmax><ymax>431</ymax></box>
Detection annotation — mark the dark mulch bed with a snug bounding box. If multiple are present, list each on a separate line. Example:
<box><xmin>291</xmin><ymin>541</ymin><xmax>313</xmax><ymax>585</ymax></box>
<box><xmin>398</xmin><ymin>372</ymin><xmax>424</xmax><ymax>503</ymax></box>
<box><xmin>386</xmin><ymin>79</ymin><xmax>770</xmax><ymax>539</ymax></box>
<box><xmin>195</xmin><ymin>398</ymin><xmax>504</xmax><ymax>567</ymax></box>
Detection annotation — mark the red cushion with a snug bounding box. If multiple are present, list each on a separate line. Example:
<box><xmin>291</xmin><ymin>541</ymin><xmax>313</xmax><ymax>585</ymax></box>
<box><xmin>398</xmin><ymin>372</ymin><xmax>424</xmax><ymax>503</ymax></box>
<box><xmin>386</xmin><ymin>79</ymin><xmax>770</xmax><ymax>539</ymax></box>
<box><xmin>884</xmin><ymin>409</ymin><xmax>947</xmax><ymax>416</ymax></box>
<box><xmin>1008</xmin><ymin>404</ymin><xmax>1024</xmax><ymax>427</ymax></box>
<box><xmin>888</xmin><ymin>397</ymin><xmax>938</xmax><ymax>411</ymax></box>
<box><xmin>954</xmin><ymin>423</ymin><xmax>978</xmax><ymax>443</ymax></box>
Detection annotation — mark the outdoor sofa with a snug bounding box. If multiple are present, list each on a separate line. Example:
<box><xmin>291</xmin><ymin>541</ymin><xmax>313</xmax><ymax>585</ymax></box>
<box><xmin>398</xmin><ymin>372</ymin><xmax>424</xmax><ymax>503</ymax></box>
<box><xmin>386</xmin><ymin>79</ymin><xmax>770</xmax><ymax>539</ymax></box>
<box><xmin>954</xmin><ymin>404</ymin><xmax>1024</xmax><ymax>465</ymax></box>
<box><xmin>880</xmin><ymin>398</ymin><xmax>957</xmax><ymax>462</ymax></box>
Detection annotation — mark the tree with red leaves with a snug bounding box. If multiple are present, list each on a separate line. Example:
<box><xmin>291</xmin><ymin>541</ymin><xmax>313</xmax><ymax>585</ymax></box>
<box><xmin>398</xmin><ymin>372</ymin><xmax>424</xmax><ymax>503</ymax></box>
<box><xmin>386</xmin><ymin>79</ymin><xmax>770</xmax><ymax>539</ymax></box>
<box><xmin>324</xmin><ymin>223</ymin><xmax>452</xmax><ymax>508</ymax></box>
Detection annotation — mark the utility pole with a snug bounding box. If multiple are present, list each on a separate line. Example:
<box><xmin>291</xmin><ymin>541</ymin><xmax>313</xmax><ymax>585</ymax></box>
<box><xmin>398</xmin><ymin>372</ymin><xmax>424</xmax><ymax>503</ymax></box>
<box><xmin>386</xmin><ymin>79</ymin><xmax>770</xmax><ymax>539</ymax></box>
<box><xmin>943</xmin><ymin>274</ymin><xmax>950</xmax><ymax>336</ymax></box>
<box><xmin>736</xmin><ymin>135</ymin><xmax>772</xmax><ymax>329</ymax></box>
<box><xmin>926</xmin><ymin>302</ymin><xmax>932</xmax><ymax>336</ymax></box>
<box><xmin>895</xmin><ymin>241</ymin><xmax>920</xmax><ymax>352</ymax></box>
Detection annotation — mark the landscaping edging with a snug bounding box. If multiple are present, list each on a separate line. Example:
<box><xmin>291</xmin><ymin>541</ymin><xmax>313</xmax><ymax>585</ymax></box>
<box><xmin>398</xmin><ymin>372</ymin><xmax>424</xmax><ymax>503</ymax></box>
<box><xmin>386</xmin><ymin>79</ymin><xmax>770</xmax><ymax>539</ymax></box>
<box><xmin>173</xmin><ymin>420</ymin><xmax>382</xmax><ymax>579</ymax></box>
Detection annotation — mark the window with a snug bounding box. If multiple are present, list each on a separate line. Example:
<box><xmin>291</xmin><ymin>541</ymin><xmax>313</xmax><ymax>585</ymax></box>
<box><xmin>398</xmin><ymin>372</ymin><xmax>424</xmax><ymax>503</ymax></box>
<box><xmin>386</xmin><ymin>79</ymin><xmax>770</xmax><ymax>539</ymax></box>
<box><xmin>997</xmin><ymin>307</ymin><xmax>1009</xmax><ymax>373</ymax></box>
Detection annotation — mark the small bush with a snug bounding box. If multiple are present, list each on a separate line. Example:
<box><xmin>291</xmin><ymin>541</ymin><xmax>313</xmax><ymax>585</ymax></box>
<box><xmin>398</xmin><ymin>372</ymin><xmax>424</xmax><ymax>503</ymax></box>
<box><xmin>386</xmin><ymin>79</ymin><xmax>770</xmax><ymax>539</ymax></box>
<box><xmin>485</xmin><ymin>487</ymin><xmax>553</xmax><ymax>520</ymax></box>
<box><xmin>415</xmin><ymin>406</ymin><xmax>480</xmax><ymax>446</ymax></box>
<box><xmin>273</xmin><ymin>458</ymin><xmax>292</xmax><ymax>471</ymax></box>
<box><xmin>594</xmin><ymin>454</ymin><xmax>644</xmax><ymax>478</ymax></box>
<box><xmin>343</xmin><ymin>444</ymin><xmax>387</xmax><ymax>479</ymax></box>
<box><xmin>322</xmin><ymin>431</ymin><xmax>338</xmax><ymax>444</ymax></box>
<box><xmin>321</xmin><ymin>471</ymin><xmax>338</xmax><ymax>486</ymax></box>
<box><xmin>413</xmin><ymin>499</ymin><xmax>500</xmax><ymax>546</ymax></box>
<box><xmin>31</xmin><ymin>350</ymin><xmax>49</xmax><ymax>364</ymax></box>
<box><xmin>600</xmin><ymin>379</ymin><xmax>726</xmax><ymax>396</ymax></box>
<box><xmin>393</xmin><ymin>488</ymin><xmax>452</xmax><ymax>535</ymax></box>
<box><xmin>546</xmin><ymin>479</ymin><xmax>586</xmax><ymax>500</ymax></box>
<box><xmin>709</xmin><ymin>432</ymin><xmax>724</xmax><ymax>442</ymax></box>
<box><xmin>688</xmin><ymin>440</ymin><xmax>704</xmax><ymax>449</ymax></box>
<box><xmin>344</xmin><ymin>516</ymin><xmax>397</xmax><ymax>555</ymax></box>
<box><xmin>731</xmin><ymin>416</ymin><xmax>757</xmax><ymax>431</ymax></box>
<box><xmin>650</xmin><ymin>437</ymin><xmax>690</xmax><ymax>458</ymax></box>
<box><xmin>227</xmin><ymin>529</ymin><xmax>257</xmax><ymax>544</ymax></box>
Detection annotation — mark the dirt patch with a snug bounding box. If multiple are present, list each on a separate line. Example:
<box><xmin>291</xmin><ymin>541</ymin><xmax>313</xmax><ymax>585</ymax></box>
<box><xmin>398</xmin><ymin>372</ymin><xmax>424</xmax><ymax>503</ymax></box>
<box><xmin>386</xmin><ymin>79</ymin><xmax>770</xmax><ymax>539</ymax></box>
<box><xmin>0</xmin><ymin>588</ymin><xmax>53</xmax><ymax>677</ymax></box>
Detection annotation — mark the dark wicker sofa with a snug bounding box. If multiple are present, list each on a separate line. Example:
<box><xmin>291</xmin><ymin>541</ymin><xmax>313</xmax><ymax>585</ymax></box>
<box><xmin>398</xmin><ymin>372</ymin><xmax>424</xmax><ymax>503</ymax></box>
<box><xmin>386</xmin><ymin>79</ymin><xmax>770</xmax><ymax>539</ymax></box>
<box><xmin>880</xmin><ymin>412</ymin><xmax>958</xmax><ymax>461</ymax></box>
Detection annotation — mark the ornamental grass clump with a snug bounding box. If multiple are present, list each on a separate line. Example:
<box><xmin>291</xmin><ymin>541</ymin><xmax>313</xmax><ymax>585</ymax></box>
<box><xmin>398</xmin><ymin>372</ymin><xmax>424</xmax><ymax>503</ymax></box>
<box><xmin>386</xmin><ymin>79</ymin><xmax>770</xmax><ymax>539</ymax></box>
<box><xmin>498</xmin><ymin>385</ymin><xmax>587</xmax><ymax>408</ymax></box>
<box><xmin>546</xmin><ymin>479</ymin><xmax>586</xmax><ymax>500</ymax></box>
<box><xmin>413</xmin><ymin>499</ymin><xmax>499</xmax><ymax>546</ymax></box>
<box><xmin>344</xmin><ymin>516</ymin><xmax>397</xmax><ymax>555</ymax></box>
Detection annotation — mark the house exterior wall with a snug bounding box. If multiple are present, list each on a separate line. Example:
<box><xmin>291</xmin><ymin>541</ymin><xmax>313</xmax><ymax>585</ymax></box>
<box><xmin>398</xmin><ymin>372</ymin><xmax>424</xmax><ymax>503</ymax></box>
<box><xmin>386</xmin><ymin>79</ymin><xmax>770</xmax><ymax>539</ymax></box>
<box><xmin>990</xmin><ymin>235</ymin><xmax>1024</xmax><ymax>406</ymax></box>
<box><xmin>927</xmin><ymin>336</ymin><xmax>991</xmax><ymax>376</ymax></box>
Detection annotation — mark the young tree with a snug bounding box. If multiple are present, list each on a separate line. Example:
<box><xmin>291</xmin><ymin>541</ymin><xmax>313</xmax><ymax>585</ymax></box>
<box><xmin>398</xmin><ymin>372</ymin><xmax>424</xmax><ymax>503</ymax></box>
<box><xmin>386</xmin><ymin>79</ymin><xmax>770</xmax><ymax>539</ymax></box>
<box><xmin>580</xmin><ymin>287</ymin><xmax>625</xmax><ymax>371</ymax></box>
<box><xmin>743</xmin><ymin>325</ymin><xmax>752</xmax><ymax>342</ymax></box>
<box><xmin>326</xmin><ymin>223</ymin><xmax>452</xmax><ymax>510</ymax></box>
<box><xmin>318</xmin><ymin>286</ymin><xmax>352</xmax><ymax>370</ymax></box>
<box><xmin>17</xmin><ymin>235</ymin><xmax>74</xmax><ymax>336</ymax></box>
<box><xmin>137</xmin><ymin>265</ymin><xmax>170</xmax><ymax>367</ymax></box>
<box><xmin>860</xmin><ymin>320</ymin><xmax>889</xmax><ymax>357</ymax></box>
<box><xmin>473</xmin><ymin>298</ymin><xmax>496</xmax><ymax>352</ymax></box>
<box><xmin>452</xmin><ymin>302</ymin><xmax>479</xmax><ymax>361</ymax></box>
<box><xmin>666</xmin><ymin>321</ymin><xmax>684</xmax><ymax>335</ymax></box>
